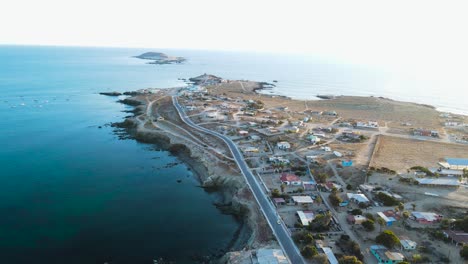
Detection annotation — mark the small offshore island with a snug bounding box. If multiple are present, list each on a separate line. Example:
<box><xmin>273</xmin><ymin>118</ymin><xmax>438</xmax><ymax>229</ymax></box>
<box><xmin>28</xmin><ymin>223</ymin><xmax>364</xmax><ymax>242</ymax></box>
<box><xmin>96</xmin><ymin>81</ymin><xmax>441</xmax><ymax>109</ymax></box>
<box><xmin>105</xmin><ymin>74</ymin><xmax>468</xmax><ymax>264</ymax></box>
<box><xmin>134</xmin><ymin>52</ymin><xmax>186</xmax><ymax>65</ymax></box>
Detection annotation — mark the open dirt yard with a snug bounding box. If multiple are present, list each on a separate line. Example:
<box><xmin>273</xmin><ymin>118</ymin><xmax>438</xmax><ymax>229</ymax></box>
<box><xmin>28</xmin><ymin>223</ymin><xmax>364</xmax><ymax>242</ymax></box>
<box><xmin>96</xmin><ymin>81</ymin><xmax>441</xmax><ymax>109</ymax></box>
<box><xmin>370</xmin><ymin>135</ymin><xmax>468</xmax><ymax>172</ymax></box>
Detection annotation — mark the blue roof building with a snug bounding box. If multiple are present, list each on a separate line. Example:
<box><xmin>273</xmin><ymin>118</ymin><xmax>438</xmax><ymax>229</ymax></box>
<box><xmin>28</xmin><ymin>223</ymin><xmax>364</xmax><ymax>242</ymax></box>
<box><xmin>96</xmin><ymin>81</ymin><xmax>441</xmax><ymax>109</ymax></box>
<box><xmin>440</xmin><ymin>158</ymin><xmax>468</xmax><ymax>170</ymax></box>
<box><xmin>370</xmin><ymin>245</ymin><xmax>404</xmax><ymax>264</ymax></box>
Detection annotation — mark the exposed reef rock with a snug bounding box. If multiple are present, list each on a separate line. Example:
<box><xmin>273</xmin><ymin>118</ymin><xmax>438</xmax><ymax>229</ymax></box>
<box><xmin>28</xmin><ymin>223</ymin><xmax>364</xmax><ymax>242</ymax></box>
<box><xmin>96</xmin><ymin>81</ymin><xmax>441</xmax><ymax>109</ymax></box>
<box><xmin>99</xmin><ymin>91</ymin><xmax>122</xmax><ymax>96</ymax></box>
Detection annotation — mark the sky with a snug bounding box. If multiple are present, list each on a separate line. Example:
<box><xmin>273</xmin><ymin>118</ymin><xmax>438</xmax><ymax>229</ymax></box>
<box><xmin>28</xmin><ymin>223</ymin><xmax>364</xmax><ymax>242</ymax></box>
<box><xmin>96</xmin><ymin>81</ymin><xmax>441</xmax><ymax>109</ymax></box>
<box><xmin>1</xmin><ymin>0</ymin><xmax>468</xmax><ymax>75</ymax></box>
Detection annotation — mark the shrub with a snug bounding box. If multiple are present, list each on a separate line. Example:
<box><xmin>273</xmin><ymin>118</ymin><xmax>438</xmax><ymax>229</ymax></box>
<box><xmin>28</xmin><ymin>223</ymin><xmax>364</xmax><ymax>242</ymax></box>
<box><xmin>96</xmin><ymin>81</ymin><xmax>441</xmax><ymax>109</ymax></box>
<box><xmin>362</xmin><ymin>220</ymin><xmax>375</xmax><ymax>231</ymax></box>
<box><xmin>376</xmin><ymin>230</ymin><xmax>400</xmax><ymax>248</ymax></box>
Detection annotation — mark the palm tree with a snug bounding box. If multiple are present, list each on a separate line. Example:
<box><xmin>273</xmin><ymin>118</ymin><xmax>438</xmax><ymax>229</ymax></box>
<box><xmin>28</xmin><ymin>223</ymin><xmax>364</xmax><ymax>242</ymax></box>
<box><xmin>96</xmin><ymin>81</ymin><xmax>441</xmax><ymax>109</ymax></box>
<box><xmin>315</xmin><ymin>196</ymin><xmax>322</xmax><ymax>205</ymax></box>
<box><xmin>398</xmin><ymin>203</ymin><xmax>405</xmax><ymax>212</ymax></box>
<box><xmin>280</xmin><ymin>184</ymin><xmax>286</xmax><ymax>193</ymax></box>
<box><xmin>411</xmin><ymin>203</ymin><xmax>416</xmax><ymax>211</ymax></box>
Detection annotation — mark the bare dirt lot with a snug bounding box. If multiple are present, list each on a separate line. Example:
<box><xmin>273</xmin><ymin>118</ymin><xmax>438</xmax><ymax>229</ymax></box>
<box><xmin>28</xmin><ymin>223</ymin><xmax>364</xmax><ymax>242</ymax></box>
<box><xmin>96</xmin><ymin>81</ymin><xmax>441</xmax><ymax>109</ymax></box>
<box><xmin>370</xmin><ymin>135</ymin><xmax>468</xmax><ymax>172</ymax></box>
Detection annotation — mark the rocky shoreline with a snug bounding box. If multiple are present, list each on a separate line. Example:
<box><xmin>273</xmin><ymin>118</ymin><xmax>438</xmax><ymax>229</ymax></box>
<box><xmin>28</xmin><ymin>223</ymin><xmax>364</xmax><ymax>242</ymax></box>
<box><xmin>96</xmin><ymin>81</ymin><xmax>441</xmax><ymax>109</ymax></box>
<box><xmin>110</xmin><ymin>95</ymin><xmax>267</xmax><ymax>263</ymax></box>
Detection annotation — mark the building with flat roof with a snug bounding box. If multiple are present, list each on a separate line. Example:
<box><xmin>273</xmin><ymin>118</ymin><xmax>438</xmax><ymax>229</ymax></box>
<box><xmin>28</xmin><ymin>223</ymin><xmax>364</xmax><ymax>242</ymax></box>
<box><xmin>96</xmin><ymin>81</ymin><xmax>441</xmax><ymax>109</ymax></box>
<box><xmin>377</xmin><ymin>212</ymin><xmax>397</xmax><ymax>226</ymax></box>
<box><xmin>346</xmin><ymin>193</ymin><xmax>370</xmax><ymax>204</ymax></box>
<box><xmin>415</xmin><ymin>177</ymin><xmax>460</xmax><ymax>187</ymax></box>
<box><xmin>347</xmin><ymin>215</ymin><xmax>367</xmax><ymax>225</ymax></box>
<box><xmin>399</xmin><ymin>236</ymin><xmax>417</xmax><ymax>251</ymax></box>
<box><xmin>280</xmin><ymin>173</ymin><xmax>302</xmax><ymax>185</ymax></box>
<box><xmin>322</xmin><ymin>247</ymin><xmax>339</xmax><ymax>264</ymax></box>
<box><xmin>292</xmin><ymin>196</ymin><xmax>314</xmax><ymax>204</ymax></box>
<box><xmin>444</xmin><ymin>230</ymin><xmax>468</xmax><ymax>246</ymax></box>
<box><xmin>296</xmin><ymin>211</ymin><xmax>315</xmax><ymax>226</ymax></box>
<box><xmin>439</xmin><ymin>158</ymin><xmax>468</xmax><ymax>170</ymax></box>
<box><xmin>370</xmin><ymin>245</ymin><xmax>404</xmax><ymax>264</ymax></box>
<box><xmin>277</xmin><ymin>141</ymin><xmax>291</xmax><ymax>150</ymax></box>
<box><xmin>411</xmin><ymin>212</ymin><xmax>443</xmax><ymax>224</ymax></box>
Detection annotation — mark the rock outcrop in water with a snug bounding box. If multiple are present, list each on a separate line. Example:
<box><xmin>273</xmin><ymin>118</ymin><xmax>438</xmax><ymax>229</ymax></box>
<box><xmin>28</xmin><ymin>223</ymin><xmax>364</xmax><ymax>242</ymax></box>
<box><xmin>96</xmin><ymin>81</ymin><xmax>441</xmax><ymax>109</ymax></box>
<box><xmin>134</xmin><ymin>52</ymin><xmax>186</xmax><ymax>65</ymax></box>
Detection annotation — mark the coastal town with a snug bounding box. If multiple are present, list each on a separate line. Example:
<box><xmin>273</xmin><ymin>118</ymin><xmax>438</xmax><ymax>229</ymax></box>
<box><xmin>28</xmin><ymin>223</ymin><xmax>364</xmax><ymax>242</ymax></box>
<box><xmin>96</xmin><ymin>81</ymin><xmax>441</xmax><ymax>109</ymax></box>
<box><xmin>110</xmin><ymin>74</ymin><xmax>468</xmax><ymax>264</ymax></box>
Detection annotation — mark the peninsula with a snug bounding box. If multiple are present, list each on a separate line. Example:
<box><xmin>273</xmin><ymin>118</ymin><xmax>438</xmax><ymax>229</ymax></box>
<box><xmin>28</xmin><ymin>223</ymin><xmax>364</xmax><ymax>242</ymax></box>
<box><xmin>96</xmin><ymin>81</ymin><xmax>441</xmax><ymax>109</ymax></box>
<box><xmin>106</xmin><ymin>74</ymin><xmax>468</xmax><ymax>264</ymax></box>
<box><xmin>134</xmin><ymin>52</ymin><xmax>186</xmax><ymax>65</ymax></box>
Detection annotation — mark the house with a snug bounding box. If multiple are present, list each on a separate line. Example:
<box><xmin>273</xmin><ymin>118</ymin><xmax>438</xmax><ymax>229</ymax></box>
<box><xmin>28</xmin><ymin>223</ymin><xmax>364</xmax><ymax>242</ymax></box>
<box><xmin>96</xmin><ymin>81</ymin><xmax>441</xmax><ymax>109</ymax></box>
<box><xmin>322</xmin><ymin>146</ymin><xmax>331</xmax><ymax>152</ymax></box>
<box><xmin>273</xmin><ymin>197</ymin><xmax>286</xmax><ymax>206</ymax></box>
<box><xmin>243</xmin><ymin>147</ymin><xmax>259</xmax><ymax>153</ymax></box>
<box><xmin>286</xmin><ymin>126</ymin><xmax>299</xmax><ymax>133</ymax></box>
<box><xmin>306</xmin><ymin>155</ymin><xmax>318</xmax><ymax>163</ymax></box>
<box><xmin>321</xmin><ymin>247</ymin><xmax>339</xmax><ymax>264</ymax></box>
<box><xmin>326</xmin><ymin>181</ymin><xmax>342</xmax><ymax>191</ymax></box>
<box><xmin>277</xmin><ymin>141</ymin><xmax>291</xmax><ymax>150</ymax></box>
<box><xmin>359</xmin><ymin>184</ymin><xmax>375</xmax><ymax>192</ymax></box>
<box><xmin>333</xmin><ymin>151</ymin><xmax>343</xmax><ymax>157</ymax></box>
<box><xmin>249</xmin><ymin>135</ymin><xmax>262</xmax><ymax>141</ymax></box>
<box><xmin>269</xmin><ymin>156</ymin><xmax>290</xmax><ymax>164</ymax></box>
<box><xmin>410</xmin><ymin>212</ymin><xmax>443</xmax><ymax>224</ymax></box>
<box><xmin>307</xmin><ymin>135</ymin><xmax>321</xmax><ymax>144</ymax></box>
<box><xmin>205</xmin><ymin>111</ymin><xmax>218</xmax><ymax>118</ymax></box>
<box><xmin>399</xmin><ymin>236</ymin><xmax>417</xmax><ymax>251</ymax></box>
<box><xmin>323</xmin><ymin>111</ymin><xmax>338</xmax><ymax>116</ymax></box>
<box><xmin>378</xmin><ymin>191</ymin><xmax>403</xmax><ymax>201</ymax></box>
<box><xmin>413</xmin><ymin>128</ymin><xmax>439</xmax><ymax>137</ymax></box>
<box><xmin>445</xmin><ymin>121</ymin><xmax>459</xmax><ymax>126</ymax></box>
<box><xmin>370</xmin><ymin>245</ymin><xmax>404</xmax><ymax>264</ymax></box>
<box><xmin>415</xmin><ymin>177</ymin><xmax>460</xmax><ymax>188</ymax></box>
<box><xmin>347</xmin><ymin>215</ymin><xmax>367</xmax><ymax>225</ymax></box>
<box><xmin>346</xmin><ymin>193</ymin><xmax>370</xmax><ymax>204</ymax></box>
<box><xmin>296</xmin><ymin>211</ymin><xmax>315</xmax><ymax>226</ymax></box>
<box><xmin>315</xmin><ymin>241</ymin><xmax>339</xmax><ymax>264</ymax></box>
<box><xmin>292</xmin><ymin>196</ymin><xmax>314</xmax><ymax>205</ymax></box>
<box><xmin>443</xmin><ymin>230</ymin><xmax>468</xmax><ymax>246</ymax></box>
<box><xmin>377</xmin><ymin>212</ymin><xmax>397</xmax><ymax>226</ymax></box>
<box><xmin>439</xmin><ymin>158</ymin><xmax>468</xmax><ymax>170</ymax></box>
<box><xmin>280</xmin><ymin>173</ymin><xmax>301</xmax><ymax>185</ymax></box>
<box><xmin>238</xmin><ymin>130</ymin><xmax>249</xmax><ymax>136</ymax></box>
<box><xmin>355</xmin><ymin>121</ymin><xmax>379</xmax><ymax>129</ymax></box>
<box><xmin>302</xmin><ymin>181</ymin><xmax>317</xmax><ymax>191</ymax></box>
<box><xmin>429</xmin><ymin>168</ymin><xmax>463</xmax><ymax>177</ymax></box>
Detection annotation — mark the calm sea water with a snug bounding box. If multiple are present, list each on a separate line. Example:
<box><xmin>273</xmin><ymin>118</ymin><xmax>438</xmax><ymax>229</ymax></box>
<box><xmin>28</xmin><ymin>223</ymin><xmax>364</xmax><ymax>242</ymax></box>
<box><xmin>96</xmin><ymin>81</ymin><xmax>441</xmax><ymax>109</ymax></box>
<box><xmin>0</xmin><ymin>45</ymin><xmax>465</xmax><ymax>263</ymax></box>
<box><xmin>0</xmin><ymin>46</ymin><xmax>239</xmax><ymax>264</ymax></box>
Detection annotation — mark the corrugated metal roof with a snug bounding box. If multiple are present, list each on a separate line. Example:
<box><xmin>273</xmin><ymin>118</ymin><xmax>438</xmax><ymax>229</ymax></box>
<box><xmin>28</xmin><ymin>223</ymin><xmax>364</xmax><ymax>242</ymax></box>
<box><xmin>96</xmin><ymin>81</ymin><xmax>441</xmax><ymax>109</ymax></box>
<box><xmin>416</xmin><ymin>178</ymin><xmax>460</xmax><ymax>186</ymax></box>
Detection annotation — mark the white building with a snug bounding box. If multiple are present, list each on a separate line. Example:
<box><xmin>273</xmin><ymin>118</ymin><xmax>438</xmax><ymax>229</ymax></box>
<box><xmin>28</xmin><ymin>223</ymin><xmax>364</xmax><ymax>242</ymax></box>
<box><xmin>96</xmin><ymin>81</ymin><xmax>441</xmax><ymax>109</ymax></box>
<box><xmin>346</xmin><ymin>193</ymin><xmax>370</xmax><ymax>204</ymax></box>
<box><xmin>400</xmin><ymin>237</ymin><xmax>417</xmax><ymax>251</ymax></box>
<box><xmin>277</xmin><ymin>141</ymin><xmax>291</xmax><ymax>150</ymax></box>
<box><xmin>297</xmin><ymin>211</ymin><xmax>315</xmax><ymax>226</ymax></box>
<box><xmin>292</xmin><ymin>196</ymin><xmax>314</xmax><ymax>204</ymax></box>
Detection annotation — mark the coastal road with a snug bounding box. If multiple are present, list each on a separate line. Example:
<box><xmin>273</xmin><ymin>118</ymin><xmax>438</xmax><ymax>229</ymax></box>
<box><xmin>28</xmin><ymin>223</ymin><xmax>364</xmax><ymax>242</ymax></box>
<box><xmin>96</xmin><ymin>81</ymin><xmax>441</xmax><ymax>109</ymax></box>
<box><xmin>172</xmin><ymin>96</ymin><xmax>305</xmax><ymax>264</ymax></box>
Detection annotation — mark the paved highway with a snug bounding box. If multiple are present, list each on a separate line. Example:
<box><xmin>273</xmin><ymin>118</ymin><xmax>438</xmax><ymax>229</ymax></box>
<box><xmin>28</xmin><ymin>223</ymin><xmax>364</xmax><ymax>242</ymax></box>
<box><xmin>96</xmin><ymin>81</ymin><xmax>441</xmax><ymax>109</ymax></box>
<box><xmin>172</xmin><ymin>96</ymin><xmax>305</xmax><ymax>264</ymax></box>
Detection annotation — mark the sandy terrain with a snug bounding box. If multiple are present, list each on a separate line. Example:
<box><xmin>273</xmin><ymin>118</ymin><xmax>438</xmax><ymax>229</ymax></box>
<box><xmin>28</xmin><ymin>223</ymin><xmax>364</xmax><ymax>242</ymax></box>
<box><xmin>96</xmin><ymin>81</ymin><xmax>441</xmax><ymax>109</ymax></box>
<box><xmin>370</xmin><ymin>135</ymin><xmax>468</xmax><ymax>172</ymax></box>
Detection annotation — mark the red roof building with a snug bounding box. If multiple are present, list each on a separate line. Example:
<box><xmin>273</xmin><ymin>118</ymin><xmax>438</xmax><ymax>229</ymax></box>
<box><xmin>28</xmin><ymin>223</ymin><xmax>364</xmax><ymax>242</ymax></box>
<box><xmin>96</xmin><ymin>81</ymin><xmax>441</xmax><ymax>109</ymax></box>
<box><xmin>280</xmin><ymin>173</ymin><xmax>301</xmax><ymax>185</ymax></box>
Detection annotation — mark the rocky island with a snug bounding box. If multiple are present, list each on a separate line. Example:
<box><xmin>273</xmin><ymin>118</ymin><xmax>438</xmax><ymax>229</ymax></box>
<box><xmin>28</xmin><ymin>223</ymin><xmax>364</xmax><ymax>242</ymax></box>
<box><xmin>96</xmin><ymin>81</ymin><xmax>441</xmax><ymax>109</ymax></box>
<box><xmin>106</xmin><ymin>75</ymin><xmax>468</xmax><ymax>264</ymax></box>
<box><xmin>134</xmin><ymin>52</ymin><xmax>186</xmax><ymax>65</ymax></box>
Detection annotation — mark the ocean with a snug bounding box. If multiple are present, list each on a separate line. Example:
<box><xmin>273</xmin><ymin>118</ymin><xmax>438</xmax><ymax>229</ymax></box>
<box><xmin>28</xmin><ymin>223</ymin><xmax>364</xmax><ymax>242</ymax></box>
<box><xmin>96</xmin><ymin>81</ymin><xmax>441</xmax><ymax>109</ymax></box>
<box><xmin>0</xmin><ymin>45</ymin><xmax>466</xmax><ymax>263</ymax></box>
